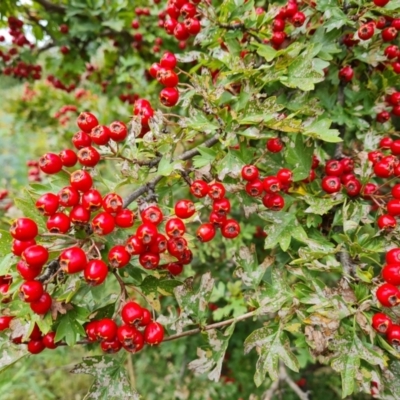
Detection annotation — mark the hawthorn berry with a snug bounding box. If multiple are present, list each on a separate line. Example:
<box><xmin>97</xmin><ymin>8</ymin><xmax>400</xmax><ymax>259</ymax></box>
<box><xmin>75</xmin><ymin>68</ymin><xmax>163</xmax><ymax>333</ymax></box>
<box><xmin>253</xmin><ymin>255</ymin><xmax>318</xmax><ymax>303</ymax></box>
<box><xmin>266</xmin><ymin>137</ymin><xmax>284</xmax><ymax>153</ymax></box>
<box><xmin>59</xmin><ymin>149</ymin><xmax>78</xmax><ymax>167</ymax></box>
<box><xmin>35</xmin><ymin>193</ymin><xmax>59</xmax><ymax>216</ymax></box>
<box><xmin>144</xmin><ymin>322</ymin><xmax>164</xmax><ymax>345</ymax></box>
<box><xmin>27</xmin><ymin>339</ymin><xmax>45</xmax><ymax>354</ymax></box>
<box><xmin>109</xmin><ymin>121</ymin><xmax>128</xmax><ymax>142</ymax></box>
<box><xmin>91</xmin><ymin>212</ymin><xmax>115</xmax><ymax>235</ymax></box>
<box><xmin>85</xmin><ymin>321</ymin><xmax>98</xmax><ymax>342</ymax></box>
<box><xmin>84</xmin><ymin>260</ymin><xmax>108</xmax><ymax>286</ymax></box>
<box><xmin>160</xmin><ymin>51</ymin><xmax>177</xmax><ymax>69</ymax></box>
<box><xmin>0</xmin><ymin>316</ymin><xmax>13</xmax><ymax>331</ymax></box>
<box><xmin>372</xmin><ymin>313</ymin><xmax>392</xmax><ymax>334</ymax></box>
<box><xmin>358</xmin><ymin>24</ymin><xmax>374</xmax><ymax>40</ymax></box>
<box><xmin>174</xmin><ymin>22</ymin><xmax>190</xmax><ymax>40</ymax></box>
<box><xmin>184</xmin><ymin>18</ymin><xmax>201</xmax><ymax>35</ymax></box>
<box><xmin>20</xmin><ymin>280</ymin><xmax>44</xmax><ymax>303</ymax></box>
<box><xmin>160</xmin><ymin>87</ymin><xmax>180</xmax><ymax>107</ymax></box>
<box><xmin>344</xmin><ymin>178</ymin><xmax>362</xmax><ymax>197</ymax></box>
<box><xmin>190</xmin><ymin>180</ymin><xmax>209</xmax><ymax>198</ymax></box>
<box><xmin>126</xmin><ymin>235</ymin><xmax>146</xmax><ymax>255</ymax></box>
<box><xmin>82</xmin><ymin>189</ymin><xmax>103</xmax><ymax>211</ymax></box>
<box><xmin>108</xmin><ymin>245</ymin><xmax>131</xmax><ymax>268</ymax></box>
<box><xmin>276</xmin><ymin>168</ymin><xmax>293</xmax><ymax>184</ymax></box>
<box><xmin>115</xmin><ymin>209</ymin><xmax>135</xmax><ymax>228</ymax></box>
<box><xmin>139</xmin><ymin>252</ymin><xmax>160</xmax><ymax>269</ymax></box>
<box><xmin>212</xmin><ymin>198</ymin><xmax>231</xmax><ymax>216</ymax></box>
<box><xmin>376</xmin><ymin>111</ymin><xmax>390</xmax><ymax>123</ymax></box>
<box><xmin>72</xmin><ymin>131</ymin><xmax>92</xmax><ymax>149</ymax></box>
<box><xmin>241</xmin><ymin>165</ymin><xmax>259</xmax><ymax>181</ymax></box>
<box><xmin>376</xmin><ymin>283</ymin><xmax>400</xmax><ymax>307</ymax></box>
<box><xmin>12</xmin><ymin>239</ymin><xmax>36</xmax><ymax>257</ymax></box>
<box><xmin>208</xmin><ymin>182</ymin><xmax>226</xmax><ymax>200</ymax></box>
<box><xmin>149</xmin><ymin>233</ymin><xmax>168</xmax><ymax>254</ymax></box>
<box><xmin>382</xmin><ymin>263</ymin><xmax>400</xmax><ymax>285</ymax></box>
<box><xmin>157</xmin><ymin>68</ymin><xmax>179</xmax><ymax>87</ymax></box>
<box><xmin>321</xmin><ymin>176</ymin><xmax>341</xmax><ymax>194</ymax></box>
<box><xmin>292</xmin><ymin>11</ymin><xmax>305</xmax><ymax>27</ymax></box>
<box><xmin>30</xmin><ymin>292</ymin><xmax>52</xmax><ymax>315</ymax></box>
<box><xmin>338</xmin><ymin>66</ymin><xmax>354</xmax><ymax>82</ymax></box>
<box><xmin>382</xmin><ymin>27</ymin><xmax>398</xmax><ymax>41</ymax></box>
<box><xmin>387</xmin><ymin>325</ymin><xmax>400</xmax><ymax>348</ymax></box>
<box><xmin>197</xmin><ymin>223</ymin><xmax>216</xmax><ymax>242</ymax></box>
<box><xmin>77</xmin><ymin>146</ymin><xmax>100</xmax><ymax>167</ymax></box>
<box><xmin>96</xmin><ymin>318</ymin><xmax>117</xmax><ymax>341</ymax></box>
<box><xmin>265</xmin><ymin>193</ymin><xmax>285</xmax><ymax>211</ymax></box>
<box><xmin>221</xmin><ymin>219</ymin><xmax>240</xmax><ymax>239</ymax></box>
<box><xmin>17</xmin><ymin>260</ymin><xmax>41</xmax><ymax>280</ymax></box>
<box><xmin>386</xmin><ymin>248</ymin><xmax>400</xmax><ymax>264</ymax></box>
<box><xmin>174</xmin><ymin>199</ymin><xmax>195</xmax><ymax>219</ymax></box>
<box><xmin>246</xmin><ymin>180</ymin><xmax>264</xmax><ymax>197</ymax></box>
<box><xmin>60</xmin><ymin>247</ymin><xmax>87</xmax><ymax>274</ymax></box>
<box><xmin>42</xmin><ymin>332</ymin><xmax>58</xmax><ymax>349</ymax></box>
<box><xmin>102</xmin><ymin>193</ymin><xmax>123</xmax><ymax>215</ymax></box>
<box><xmin>58</xmin><ymin>186</ymin><xmax>80</xmax><ymax>208</ymax></box>
<box><xmin>39</xmin><ymin>153</ymin><xmax>63</xmax><ymax>174</ymax></box>
<box><xmin>70</xmin><ymin>205</ymin><xmax>91</xmax><ymax>224</ymax></box>
<box><xmin>167</xmin><ymin>262</ymin><xmax>184</xmax><ymax>276</ymax></box>
<box><xmin>263</xmin><ymin>176</ymin><xmax>281</xmax><ymax>194</ymax></box>
<box><xmin>46</xmin><ymin>212</ymin><xmax>71</xmax><ymax>233</ymax></box>
<box><xmin>121</xmin><ymin>301</ymin><xmax>143</xmax><ymax>325</ymax></box>
<box><xmin>70</xmin><ymin>170</ymin><xmax>93</xmax><ymax>192</ymax></box>
<box><xmin>22</xmin><ymin>245</ymin><xmax>49</xmax><ymax>268</ymax></box>
<box><xmin>165</xmin><ymin>218</ymin><xmax>186</xmax><ymax>237</ymax></box>
<box><xmin>141</xmin><ymin>205</ymin><xmax>163</xmax><ymax>225</ymax></box>
<box><xmin>377</xmin><ymin>214</ymin><xmax>396</xmax><ymax>230</ymax></box>
<box><xmin>77</xmin><ymin>112</ymin><xmax>98</xmax><ymax>133</ymax></box>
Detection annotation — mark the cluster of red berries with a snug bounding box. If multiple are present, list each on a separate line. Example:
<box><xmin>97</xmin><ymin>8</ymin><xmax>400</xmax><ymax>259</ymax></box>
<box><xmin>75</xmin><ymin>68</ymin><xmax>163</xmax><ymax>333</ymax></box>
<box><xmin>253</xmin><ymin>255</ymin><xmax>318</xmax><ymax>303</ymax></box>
<box><xmin>119</xmin><ymin>91</ymin><xmax>139</xmax><ymax>105</ymax></box>
<box><xmin>190</xmin><ymin>180</ymin><xmax>240</xmax><ymax>241</ymax></box>
<box><xmin>372</xmin><ymin>247</ymin><xmax>400</xmax><ymax>351</ymax></box>
<box><xmin>163</xmin><ymin>0</ymin><xmax>201</xmax><ymax>47</ymax></box>
<box><xmin>6</xmin><ymin>16</ymin><xmax>31</xmax><ymax>48</ymax></box>
<box><xmin>84</xmin><ymin>301</ymin><xmax>165</xmax><ymax>354</ymax></box>
<box><xmin>27</xmin><ymin>159</ymin><xmax>42</xmax><ymax>183</ymax></box>
<box><xmin>0</xmin><ymin>189</ymin><xmax>12</xmax><ymax>213</ymax></box>
<box><xmin>54</xmin><ymin>104</ymin><xmax>78</xmax><ymax>126</ymax></box>
<box><xmin>377</xmin><ymin>91</ymin><xmax>400</xmax><ymax>122</ymax></box>
<box><xmin>47</xmin><ymin>74</ymin><xmax>77</xmax><ymax>93</ymax></box>
<box><xmin>133</xmin><ymin>98</ymin><xmax>155</xmax><ymax>137</ymax></box>
<box><xmin>261</xmin><ymin>0</ymin><xmax>306</xmax><ymax>50</ymax></box>
<box><xmin>150</xmin><ymin>51</ymin><xmax>180</xmax><ymax>107</ymax></box>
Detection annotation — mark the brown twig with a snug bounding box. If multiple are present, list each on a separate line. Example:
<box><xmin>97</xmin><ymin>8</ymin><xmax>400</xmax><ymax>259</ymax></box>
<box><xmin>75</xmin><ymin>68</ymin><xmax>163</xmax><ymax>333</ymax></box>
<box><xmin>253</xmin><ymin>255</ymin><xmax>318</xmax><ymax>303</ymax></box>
<box><xmin>32</xmin><ymin>0</ymin><xmax>66</xmax><ymax>13</ymax></box>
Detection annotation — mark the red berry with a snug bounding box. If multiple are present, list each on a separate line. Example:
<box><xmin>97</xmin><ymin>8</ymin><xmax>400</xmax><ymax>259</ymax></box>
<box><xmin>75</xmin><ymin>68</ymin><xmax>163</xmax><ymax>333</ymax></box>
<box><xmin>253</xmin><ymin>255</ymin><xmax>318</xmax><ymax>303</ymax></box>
<box><xmin>372</xmin><ymin>313</ymin><xmax>392</xmax><ymax>334</ymax></box>
<box><xmin>102</xmin><ymin>193</ymin><xmax>123</xmax><ymax>215</ymax></box>
<box><xmin>42</xmin><ymin>332</ymin><xmax>58</xmax><ymax>349</ymax></box>
<box><xmin>358</xmin><ymin>24</ymin><xmax>374</xmax><ymax>40</ymax></box>
<box><xmin>373</xmin><ymin>0</ymin><xmax>389</xmax><ymax>6</ymax></box>
<box><xmin>160</xmin><ymin>51</ymin><xmax>177</xmax><ymax>69</ymax></box>
<box><xmin>246</xmin><ymin>180</ymin><xmax>264</xmax><ymax>197</ymax></box>
<box><xmin>325</xmin><ymin>160</ymin><xmax>344</xmax><ymax>176</ymax></box>
<box><xmin>164</xmin><ymin>18</ymin><xmax>178</xmax><ymax>34</ymax></box>
<box><xmin>109</xmin><ymin>121</ymin><xmax>128</xmax><ymax>142</ymax></box>
<box><xmin>208</xmin><ymin>182</ymin><xmax>225</xmax><ymax>200</ymax></box>
<box><xmin>368</xmin><ymin>150</ymin><xmax>383</xmax><ymax>164</ymax></box>
<box><xmin>387</xmin><ymin>324</ymin><xmax>400</xmax><ymax>348</ymax></box>
<box><xmin>167</xmin><ymin>236</ymin><xmax>187</xmax><ymax>257</ymax></box>
<box><xmin>46</xmin><ymin>212</ymin><xmax>71</xmax><ymax>233</ymax></box>
<box><xmin>117</xmin><ymin>324</ymin><xmax>140</xmax><ymax>348</ymax></box>
<box><xmin>157</xmin><ymin>68</ymin><xmax>179</xmax><ymax>87</ymax></box>
<box><xmin>139</xmin><ymin>252</ymin><xmax>160</xmax><ymax>269</ymax></box>
<box><xmin>59</xmin><ymin>24</ymin><xmax>69</xmax><ymax>34</ymax></box>
<box><xmin>20</xmin><ymin>280</ymin><xmax>44</xmax><ymax>302</ymax></box>
<box><xmin>136</xmin><ymin>222</ymin><xmax>158</xmax><ymax>245</ymax></box>
<box><xmin>115</xmin><ymin>209</ymin><xmax>135</xmax><ymax>228</ymax></box>
<box><xmin>197</xmin><ymin>223</ymin><xmax>216</xmax><ymax>242</ymax></box>
<box><xmin>96</xmin><ymin>318</ymin><xmax>117</xmax><ymax>341</ymax></box>
<box><xmin>82</xmin><ymin>189</ymin><xmax>103</xmax><ymax>211</ymax></box>
<box><xmin>165</xmin><ymin>218</ymin><xmax>186</xmax><ymax>237</ymax></box>
<box><xmin>380</xmin><ymin>136</ymin><xmax>393</xmax><ymax>149</ymax></box>
<box><xmin>321</xmin><ymin>176</ymin><xmax>341</xmax><ymax>194</ymax></box>
<box><xmin>391</xmin><ymin>140</ymin><xmax>400</xmax><ymax>155</ymax></box>
<box><xmin>39</xmin><ymin>153</ymin><xmax>63</xmax><ymax>174</ymax></box>
<box><xmin>12</xmin><ymin>239</ymin><xmax>36</xmax><ymax>256</ymax></box>
<box><xmin>382</xmin><ymin>263</ymin><xmax>400</xmax><ymax>285</ymax></box>
<box><xmin>59</xmin><ymin>149</ymin><xmax>78</xmax><ymax>167</ymax></box>
<box><xmin>266</xmin><ymin>137</ymin><xmax>284</xmax><ymax>153</ymax></box>
<box><xmin>58</xmin><ymin>186</ymin><xmax>80</xmax><ymax>208</ymax></box>
<box><xmin>272</xmin><ymin>18</ymin><xmax>285</xmax><ymax>32</ymax></box>
<box><xmin>77</xmin><ymin>112</ymin><xmax>98</xmax><ymax>133</ymax></box>
<box><xmin>108</xmin><ymin>245</ymin><xmax>131</xmax><ymax>268</ymax></box>
<box><xmin>144</xmin><ymin>322</ymin><xmax>164</xmax><ymax>345</ymax></box>
<box><xmin>221</xmin><ymin>219</ymin><xmax>240</xmax><ymax>239</ymax></box>
<box><xmin>60</xmin><ymin>247</ymin><xmax>87</xmax><ymax>274</ymax></box>
<box><xmin>271</xmin><ymin>31</ymin><xmax>287</xmax><ymax>47</ymax></box>
<box><xmin>149</xmin><ymin>63</ymin><xmax>162</xmax><ymax>79</ymax></box>
<box><xmin>22</xmin><ymin>245</ymin><xmax>48</xmax><ymax>268</ymax></box>
<box><xmin>90</xmin><ymin>125</ymin><xmax>110</xmax><ymax>146</ymax></box>
<box><xmin>376</xmin><ymin>111</ymin><xmax>390</xmax><ymax>123</ymax></box>
<box><xmin>30</xmin><ymin>292</ymin><xmax>52</xmax><ymax>315</ymax></box>
<box><xmin>344</xmin><ymin>178</ymin><xmax>362</xmax><ymax>197</ymax></box>
<box><xmin>160</xmin><ymin>87</ymin><xmax>180</xmax><ymax>107</ymax></box>
<box><xmin>167</xmin><ymin>262</ymin><xmax>184</xmax><ymax>275</ymax></box>
<box><xmin>389</xmin><ymin>92</ymin><xmax>400</xmax><ymax>106</ymax></box>
<box><xmin>338</xmin><ymin>66</ymin><xmax>354</xmax><ymax>82</ymax></box>
<box><xmin>374</xmin><ymin>160</ymin><xmax>393</xmax><ymax>178</ymax></box>
<box><xmin>388</xmin><ymin>199</ymin><xmax>400</xmax><ymax>216</ymax></box>
<box><xmin>386</xmin><ymin>248</ymin><xmax>400</xmax><ymax>264</ymax></box>
<box><xmin>141</xmin><ymin>205</ymin><xmax>163</xmax><ymax>225</ymax></box>
<box><xmin>263</xmin><ymin>176</ymin><xmax>281</xmax><ymax>193</ymax></box>
<box><xmin>85</xmin><ymin>321</ymin><xmax>98</xmax><ymax>342</ymax></box>
<box><xmin>0</xmin><ymin>316</ymin><xmax>13</xmax><ymax>331</ymax></box>
<box><xmin>190</xmin><ymin>180</ymin><xmax>209</xmax><ymax>198</ymax></box>
<box><xmin>121</xmin><ymin>301</ymin><xmax>143</xmax><ymax>325</ymax></box>
<box><xmin>385</xmin><ymin>45</ymin><xmax>399</xmax><ymax>59</ymax></box>
<box><xmin>378</xmin><ymin>214</ymin><xmax>396</xmax><ymax>230</ymax></box>
<box><xmin>17</xmin><ymin>260</ymin><xmax>41</xmax><ymax>280</ymax></box>
<box><xmin>276</xmin><ymin>168</ymin><xmax>293</xmax><ymax>184</ymax></box>
<box><xmin>77</xmin><ymin>146</ymin><xmax>100</xmax><ymax>167</ymax></box>
<box><xmin>149</xmin><ymin>233</ymin><xmax>168</xmax><ymax>254</ymax></box>
<box><xmin>292</xmin><ymin>11</ymin><xmax>305</xmax><ymax>27</ymax></box>
<box><xmin>91</xmin><ymin>212</ymin><xmax>115</xmax><ymax>235</ymax></box>
<box><xmin>184</xmin><ymin>18</ymin><xmax>201</xmax><ymax>35</ymax></box>
<box><xmin>174</xmin><ymin>22</ymin><xmax>190</xmax><ymax>40</ymax></box>
<box><xmin>126</xmin><ymin>235</ymin><xmax>146</xmax><ymax>255</ymax></box>
<box><xmin>140</xmin><ymin>308</ymin><xmax>152</xmax><ymax>327</ymax></box>
<box><xmin>241</xmin><ymin>165</ymin><xmax>259</xmax><ymax>181</ymax></box>
<box><xmin>382</xmin><ymin>27</ymin><xmax>397</xmax><ymax>41</ymax></box>
<box><xmin>392</xmin><ymin>18</ymin><xmax>400</xmax><ymax>30</ymax></box>
<box><xmin>70</xmin><ymin>170</ymin><xmax>93</xmax><ymax>192</ymax></box>
<box><xmin>377</xmin><ymin>283</ymin><xmax>400</xmax><ymax>307</ymax></box>
<box><xmin>84</xmin><ymin>260</ymin><xmax>108</xmax><ymax>286</ymax></box>
<box><xmin>180</xmin><ymin>3</ymin><xmax>197</xmax><ymax>18</ymax></box>
<box><xmin>265</xmin><ymin>193</ymin><xmax>285</xmax><ymax>210</ymax></box>
<box><xmin>70</xmin><ymin>205</ymin><xmax>91</xmax><ymax>224</ymax></box>
<box><xmin>133</xmin><ymin>99</ymin><xmax>154</xmax><ymax>127</ymax></box>
<box><xmin>27</xmin><ymin>339</ymin><xmax>45</xmax><ymax>354</ymax></box>
<box><xmin>174</xmin><ymin>199</ymin><xmax>195</xmax><ymax>219</ymax></box>
<box><xmin>35</xmin><ymin>193</ymin><xmax>59</xmax><ymax>216</ymax></box>
<box><xmin>212</xmin><ymin>198</ymin><xmax>231</xmax><ymax>216</ymax></box>
<box><xmin>72</xmin><ymin>131</ymin><xmax>92</xmax><ymax>149</ymax></box>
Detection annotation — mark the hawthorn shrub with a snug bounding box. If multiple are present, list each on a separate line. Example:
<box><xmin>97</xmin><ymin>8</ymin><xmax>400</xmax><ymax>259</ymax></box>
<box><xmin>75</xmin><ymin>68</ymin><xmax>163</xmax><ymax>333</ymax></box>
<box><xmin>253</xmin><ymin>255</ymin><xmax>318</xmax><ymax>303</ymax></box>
<box><xmin>1</xmin><ymin>0</ymin><xmax>400</xmax><ymax>399</ymax></box>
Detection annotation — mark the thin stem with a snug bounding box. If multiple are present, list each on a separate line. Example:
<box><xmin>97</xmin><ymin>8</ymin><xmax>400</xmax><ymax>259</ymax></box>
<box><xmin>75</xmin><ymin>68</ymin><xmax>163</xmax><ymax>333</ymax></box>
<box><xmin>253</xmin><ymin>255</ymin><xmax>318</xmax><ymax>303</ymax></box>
<box><xmin>163</xmin><ymin>310</ymin><xmax>255</xmax><ymax>342</ymax></box>
<box><xmin>112</xmin><ymin>270</ymin><xmax>128</xmax><ymax>299</ymax></box>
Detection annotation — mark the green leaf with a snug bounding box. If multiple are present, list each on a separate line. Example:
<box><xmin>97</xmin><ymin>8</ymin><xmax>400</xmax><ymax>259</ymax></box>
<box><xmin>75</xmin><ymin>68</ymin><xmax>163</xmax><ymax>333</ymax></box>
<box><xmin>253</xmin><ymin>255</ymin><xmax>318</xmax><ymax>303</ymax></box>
<box><xmin>157</xmin><ymin>156</ymin><xmax>174</xmax><ymax>176</ymax></box>
<box><xmin>254</xmin><ymin>43</ymin><xmax>277</xmax><ymax>62</ymax></box>
<box><xmin>244</xmin><ymin>325</ymin><xmax>299</xmax><ymax>386</ymax></box>
<box><xmin>0</xmin><ymin>230</ymin><xmax>13</xmax><ymax>258</ymax></box>
<box><xmin>192</xmin><ymin>146</ymin><xmax>217</xmax><ymax>168</ymax></box>
<box><xmin>260</xmin><ymin>211</ymin><xmax>308</xmax><ymax>251</ymax></box>
<box><xmin>0</xmin><ymin>253</ymin><xmax>14</xmax><ymax>276</ymax></box>
<box><xmin>234</xmin><ymin>245</ymin><xmax>273</xmax><ymax>288</ymax></box>
<box><xmin>303</xmin><ymin>195</ymin><xmax>343</xmax><ymax>215</ymax></box>
<box><xmin>303</xmin><ymin>118</ymin><xmax>342</xmax><ymax>143</ymax></box>
<box><xmin>172</xmin><ymin>272</ymin><xmax>215</xmax><ymax>333</ymax></box>
<box><xmin>71</xmin><ymin>355</ymin><xmax>139</xmax><ymax>399</ymax></box>
<box><xmin>55</xmin><ymin>308</ymin><xmax>88</xmax><ymax>346</ymax></box>
<box><xmin>285</xmin><ymin>134</ymin><xmax>314</xmax><ymax>181</ymax></box>
<box><xmin>188</xmin><ymin>324</ymin><xmax>235</xmax><ymax>382</ymax></box>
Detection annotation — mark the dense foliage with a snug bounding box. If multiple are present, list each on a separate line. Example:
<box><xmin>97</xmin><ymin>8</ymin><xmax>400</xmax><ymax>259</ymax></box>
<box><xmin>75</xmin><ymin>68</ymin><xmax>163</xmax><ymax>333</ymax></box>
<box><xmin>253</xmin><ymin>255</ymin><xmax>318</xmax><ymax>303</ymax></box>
<box><xmin>1</xmin><ymin>0</ymin><xmax>400</xmax><ymax>399</ymax></box>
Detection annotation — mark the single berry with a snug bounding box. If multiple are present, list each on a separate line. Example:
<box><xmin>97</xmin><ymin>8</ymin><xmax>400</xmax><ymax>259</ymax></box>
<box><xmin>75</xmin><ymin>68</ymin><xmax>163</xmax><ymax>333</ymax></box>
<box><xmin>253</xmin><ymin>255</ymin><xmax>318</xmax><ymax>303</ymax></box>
<box><xmin>91</xmin><ymin>212</ymin><xmax>115</xmax><ymax>235</ymax></box>
<box><xmin>20</xmin><ymin>280</ymin><xmax>44</xmax><ymax>303</ymax></box>
<box><xmin>60</xmin><ymin>247</ymin><xmax>87</xmax><ymax>274</ymax></box>
<box><xmin>197</xmin><ymin>223</ymin><xmax>216</xmax><ymax>242</ymax></box>
<box><xmin>139</xmin><ymin>252</ymin><xmax>160</xmax><ymax>269</ymax></box>
<box><xmin>121</xmin><ymin>301</ymin><xmax>143</xmax><ymax>325</ymax></box>
<box><xmin>35</xmin><ymin>193</ymin><xmax>59</xmax><ymax>216</ymax></box>
<box><xmin>84</xmin><ymin>260</ymin><xmax>108</xmax><ymax>286</ymax></box>
<box><xmin>30</xmin><ymin>292</ymin><xmax>52</xmax><ymax>315</ymax></box>
<box><xmin>144</xmin><ymin>322</ymin><xmax>164</xmax><ymax>345</ymax></box>
<box><xmin>108</xmin><ymin>245</ymin><xmax>131</xmax><ymax>268</ymax></box>
<box><xmin>46</xmin><ymin>212</ymin><xmax>71</xmax><ymax>233</ymax></box>
<box><xmin>266</xmin><ymin>137</ymin><xmax>284</xmax><ymax>153</ymax></box>
<box><xmin>77</xmin><ymin>112</ymin><xmax>98</xmax><ymax>133</ymax></box>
